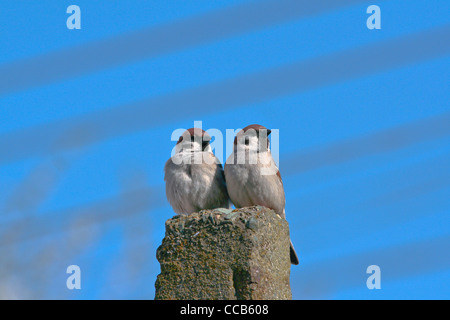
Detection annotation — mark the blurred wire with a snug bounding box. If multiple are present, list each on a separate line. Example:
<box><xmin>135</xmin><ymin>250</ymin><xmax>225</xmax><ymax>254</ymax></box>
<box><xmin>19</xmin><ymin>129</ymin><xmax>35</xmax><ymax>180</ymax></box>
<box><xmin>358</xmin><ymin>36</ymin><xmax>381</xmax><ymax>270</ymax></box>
<box><xmin>294</xmin><ymin>235</ymin><xmax>450</xmax><ymax>299</ymax></box>
<box><xmin>2</xmin><ymin>115</ymin><xmax>449</xmax><ymax>247</ymax></box>
<box><xmin>282</xmin><ymin>112</ymin><xmax>450</xmax><ymax>176</ymax></box>
<box><xmin>0</xmin><ymin>0</ymin><xmax>366</xmax><ymax>96</ymax></box>
<box><xmin>1</xmin><ymin>25</ymin><xmax>449</xmax><ymax>165</ymax></box>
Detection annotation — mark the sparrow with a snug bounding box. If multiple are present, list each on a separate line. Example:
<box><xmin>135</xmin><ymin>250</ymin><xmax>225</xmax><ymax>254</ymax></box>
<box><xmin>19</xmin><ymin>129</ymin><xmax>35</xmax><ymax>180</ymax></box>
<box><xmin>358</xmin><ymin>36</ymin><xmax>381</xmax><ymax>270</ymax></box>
<box><xmin>224</xmin><ymin>124</ymin><xmax>299</xmax><ymax>265</ymax></box>
<box><xmin>164</xmin><ymin>128</ymin><xmax>230</xmax><ymax>214</ymax></box>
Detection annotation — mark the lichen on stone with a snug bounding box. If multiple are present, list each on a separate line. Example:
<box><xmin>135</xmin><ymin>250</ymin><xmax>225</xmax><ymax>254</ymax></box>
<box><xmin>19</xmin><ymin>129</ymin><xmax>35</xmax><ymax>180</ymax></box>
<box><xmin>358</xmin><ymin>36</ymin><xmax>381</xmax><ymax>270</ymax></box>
<box><xmin>155</xmin><ymin>206</ymin><xmax>292</xmax><ymax>300</ymax></box>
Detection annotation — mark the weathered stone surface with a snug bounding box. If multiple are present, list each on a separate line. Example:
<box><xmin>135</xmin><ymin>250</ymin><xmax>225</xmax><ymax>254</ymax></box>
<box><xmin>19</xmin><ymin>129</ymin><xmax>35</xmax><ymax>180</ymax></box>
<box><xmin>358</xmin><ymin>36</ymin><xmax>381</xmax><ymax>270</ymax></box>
<box><xmin>155</xmin><ymin>206</ymin><xmax>292</xmax><ymax>300</ymax></box>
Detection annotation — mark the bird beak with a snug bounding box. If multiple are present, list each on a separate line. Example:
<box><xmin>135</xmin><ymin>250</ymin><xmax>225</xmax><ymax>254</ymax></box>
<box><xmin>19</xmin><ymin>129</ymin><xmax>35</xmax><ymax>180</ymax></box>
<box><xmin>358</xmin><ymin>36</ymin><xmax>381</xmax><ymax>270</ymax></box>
<box><xmin>267</xmin><ymin>129</ymin><xmax>272</xmax><ymax>135</ymax></box>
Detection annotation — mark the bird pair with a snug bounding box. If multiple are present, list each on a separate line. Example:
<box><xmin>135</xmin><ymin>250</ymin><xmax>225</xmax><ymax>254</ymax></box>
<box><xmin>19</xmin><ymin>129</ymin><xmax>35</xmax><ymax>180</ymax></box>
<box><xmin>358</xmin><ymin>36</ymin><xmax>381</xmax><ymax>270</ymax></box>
<box><xmin>164</xmin><ymin>124</ymin><xmax>299</xmax><ymax>265</ymax></box>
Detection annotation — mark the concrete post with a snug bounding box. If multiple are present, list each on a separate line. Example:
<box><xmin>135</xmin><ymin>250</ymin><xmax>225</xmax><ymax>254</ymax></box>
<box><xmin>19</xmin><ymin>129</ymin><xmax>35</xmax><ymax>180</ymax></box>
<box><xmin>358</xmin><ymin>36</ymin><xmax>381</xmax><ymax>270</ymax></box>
<box><xmin>155</xmin><ymin>206</ymin><xmax>292</xmax><ymax>300</ymax></box>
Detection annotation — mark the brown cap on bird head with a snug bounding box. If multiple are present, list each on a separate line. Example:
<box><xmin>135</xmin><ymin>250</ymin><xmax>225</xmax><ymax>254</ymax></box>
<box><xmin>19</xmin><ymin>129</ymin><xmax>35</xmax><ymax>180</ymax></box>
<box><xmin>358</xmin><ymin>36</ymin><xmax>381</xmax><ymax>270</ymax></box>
<box><xmin>234</xmin><ymin>124</ymin><xmax>272</xmax><ymax>146</ymax></box>
<box><xmin>177</xmin><ymin>128</ymin><xmax>212</xmax><ymax>148</ymax></box>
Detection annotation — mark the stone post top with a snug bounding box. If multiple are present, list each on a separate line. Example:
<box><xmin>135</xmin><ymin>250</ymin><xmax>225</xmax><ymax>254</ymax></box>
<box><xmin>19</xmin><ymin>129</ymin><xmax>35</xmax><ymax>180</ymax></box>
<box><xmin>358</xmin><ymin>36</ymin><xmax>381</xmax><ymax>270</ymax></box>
<box><xmin>155</xmin><ymin>206</ymin><xmax>292</xmax><ymax>300</ymax></box>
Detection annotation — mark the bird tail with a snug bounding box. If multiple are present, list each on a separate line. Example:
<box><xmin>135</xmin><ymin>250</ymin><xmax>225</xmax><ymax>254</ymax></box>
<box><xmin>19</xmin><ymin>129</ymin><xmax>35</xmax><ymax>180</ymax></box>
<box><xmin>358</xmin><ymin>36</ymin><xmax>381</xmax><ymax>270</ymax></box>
<box><xmin>290</xmin><ymin>239</ymin><xmax>299</xmax><ymax>265</ymax></box>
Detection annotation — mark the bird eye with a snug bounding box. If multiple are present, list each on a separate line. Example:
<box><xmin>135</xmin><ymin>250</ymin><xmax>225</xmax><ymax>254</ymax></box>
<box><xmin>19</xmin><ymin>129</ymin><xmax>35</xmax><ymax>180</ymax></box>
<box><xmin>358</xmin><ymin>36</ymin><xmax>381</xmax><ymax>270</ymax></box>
<box><xmin>244</xmin><ymin>136</ymin><xmax>250</xmax><ymax>146</ymax></box>
<box><xmin>202</xmin><ymin>140</ymin><xmax>209</xmax><ymax>151</ymax></box>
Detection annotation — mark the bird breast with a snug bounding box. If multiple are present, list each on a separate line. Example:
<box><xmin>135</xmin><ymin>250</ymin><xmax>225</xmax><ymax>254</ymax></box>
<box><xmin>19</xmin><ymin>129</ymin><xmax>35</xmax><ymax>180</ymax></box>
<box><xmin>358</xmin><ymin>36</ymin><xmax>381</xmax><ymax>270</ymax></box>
<box><xmin>225</xmin><ymin>151</ymin><xmax>285</xmax><ymax>215</ymax></box>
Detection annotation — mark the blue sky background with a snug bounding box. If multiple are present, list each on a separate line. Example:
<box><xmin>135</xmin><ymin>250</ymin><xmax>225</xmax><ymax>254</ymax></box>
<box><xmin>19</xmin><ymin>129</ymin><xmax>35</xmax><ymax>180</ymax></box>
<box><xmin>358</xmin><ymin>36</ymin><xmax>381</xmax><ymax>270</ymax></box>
<box><xmin>0</xmin><ymin>0</ymin><xmax>449</xmax><ymax>299</ymax></box>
